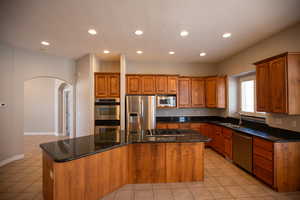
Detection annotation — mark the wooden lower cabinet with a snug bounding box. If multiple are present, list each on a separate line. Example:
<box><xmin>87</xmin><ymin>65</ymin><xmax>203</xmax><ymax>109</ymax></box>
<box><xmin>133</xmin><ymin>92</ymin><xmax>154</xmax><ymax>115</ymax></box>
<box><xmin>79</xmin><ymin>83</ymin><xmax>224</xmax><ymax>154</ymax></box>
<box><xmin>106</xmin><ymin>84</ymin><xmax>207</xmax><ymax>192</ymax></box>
<box><xmin>128</xmin><ymin>144</ymin><xmax>166</xmax><ymax>183</ymax></box>
<box><xmin>222</xmin><ymin>128</ymin><xmax>233</xmax><ymax>159</ymax></box>
<box><xmin>166</xmin><ymin>143</ymin><xmax>204</xmax><ymax>182</ymax></box>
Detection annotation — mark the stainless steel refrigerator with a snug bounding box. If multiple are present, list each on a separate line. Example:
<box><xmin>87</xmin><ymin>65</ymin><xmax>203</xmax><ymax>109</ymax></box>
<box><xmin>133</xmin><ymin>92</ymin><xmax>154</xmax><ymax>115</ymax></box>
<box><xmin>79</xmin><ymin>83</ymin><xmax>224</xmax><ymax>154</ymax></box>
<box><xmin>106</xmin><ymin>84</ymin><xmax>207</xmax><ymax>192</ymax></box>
<box><xmin>126</xmin><ymin>95</ymin><xmax>156</xmax><ymax>132</ymax></box>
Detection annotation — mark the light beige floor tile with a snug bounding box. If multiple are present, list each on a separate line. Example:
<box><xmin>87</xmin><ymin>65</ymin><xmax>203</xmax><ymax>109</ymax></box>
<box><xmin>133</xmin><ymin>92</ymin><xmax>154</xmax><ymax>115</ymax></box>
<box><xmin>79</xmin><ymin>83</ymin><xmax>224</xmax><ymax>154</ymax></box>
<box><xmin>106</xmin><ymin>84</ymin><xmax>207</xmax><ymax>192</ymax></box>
<box><xmin>153</xmin><ymin>189</ymin><xmax>173</xmax><ymax>200</ymax></box>
<box><xmin>225</xmin><ymin>186</ymin><xmax>253</xmax><ymax>198</ymax></box>
<box><xmin>115</xmin><ymin>190</ymin><xmax>133</xmax><ymax>200</ymax></box>
<box><xmin>171</xmin><ymin>188</ymin><xmax>194</xmax><ymax>200</ymax></box>
<box><xmin>190</xmin><ymin>187</ymin><xmax>214</xmax><ymax>200</ymax></box>
<box><xmin>134</xmin><ymin>190</ymin><xmax>154</xmax><ymax>200</ymax></box>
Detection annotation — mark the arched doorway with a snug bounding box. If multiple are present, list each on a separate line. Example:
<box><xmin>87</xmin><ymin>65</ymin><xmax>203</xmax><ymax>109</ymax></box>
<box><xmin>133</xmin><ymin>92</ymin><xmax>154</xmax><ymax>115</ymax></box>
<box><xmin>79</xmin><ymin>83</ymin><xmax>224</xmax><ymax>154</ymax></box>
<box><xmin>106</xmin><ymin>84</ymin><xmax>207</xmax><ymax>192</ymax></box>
<box><xmin>24</xmin><ymin>77</ymin><xmax>74</xmax><ymax>138</ymax></box>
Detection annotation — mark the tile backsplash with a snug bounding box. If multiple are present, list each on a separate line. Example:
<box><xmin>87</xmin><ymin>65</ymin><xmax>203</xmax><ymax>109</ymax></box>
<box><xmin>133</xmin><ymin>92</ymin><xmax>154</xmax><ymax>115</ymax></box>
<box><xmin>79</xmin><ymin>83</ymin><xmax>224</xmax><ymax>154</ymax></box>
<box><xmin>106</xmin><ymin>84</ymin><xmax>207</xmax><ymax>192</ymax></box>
<box><xmin>156</xmin><ymin>108</ymin><xmax>226</xmax><ymax>117</ymax></box>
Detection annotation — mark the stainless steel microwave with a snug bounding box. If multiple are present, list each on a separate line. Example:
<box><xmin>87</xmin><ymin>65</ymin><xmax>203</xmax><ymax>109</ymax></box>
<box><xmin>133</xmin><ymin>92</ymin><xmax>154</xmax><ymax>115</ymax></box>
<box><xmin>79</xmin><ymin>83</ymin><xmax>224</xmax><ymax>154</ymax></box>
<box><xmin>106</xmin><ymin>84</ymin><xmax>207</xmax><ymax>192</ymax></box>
<box><xmin>157</xmin><ymin>95</ymin><xmax>176</xmax><ymax>108</ymax></box>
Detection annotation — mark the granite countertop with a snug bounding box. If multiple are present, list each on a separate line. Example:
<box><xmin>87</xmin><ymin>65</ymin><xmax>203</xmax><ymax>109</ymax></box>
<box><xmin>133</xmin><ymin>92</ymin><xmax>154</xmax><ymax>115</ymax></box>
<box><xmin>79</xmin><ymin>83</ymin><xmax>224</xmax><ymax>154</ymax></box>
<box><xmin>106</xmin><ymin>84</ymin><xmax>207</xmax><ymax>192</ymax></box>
<box><xmin>157</xmin><ymin>116</ymin><xmax>300</xmax><ymax>143</ymax></box>
<box><xmin>40</xmin><ymin>129</ymin><xmax>210</xmax><ymax>163</ymax></box>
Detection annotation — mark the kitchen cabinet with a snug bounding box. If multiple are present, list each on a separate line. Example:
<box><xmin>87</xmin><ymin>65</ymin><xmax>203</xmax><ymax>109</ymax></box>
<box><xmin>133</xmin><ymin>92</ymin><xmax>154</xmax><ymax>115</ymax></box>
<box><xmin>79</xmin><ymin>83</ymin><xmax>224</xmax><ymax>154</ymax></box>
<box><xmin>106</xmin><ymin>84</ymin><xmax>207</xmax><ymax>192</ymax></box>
<box><xmin>222</xmin><ymin>128</ymin><xmax>233</xmax><ymax>159</ymax></box>
<box><xmin>178</xmin><ymin>77</ymin><xmax>191</xmax><ymax>108</ymax></box>
<box><xmin>95</xmin><ymin>73</ymin><xmax>120</xmax><ymax>98</ymax></box>
<box><xmin>254</xmin><ymin>53</ymin><xmax>300</xmax><ymax>114</ymax></box>
<box><xmin>156</xmin><ymin>123</ymin><xmax>179</xmax><ymax>129</ymax></box>
<box><xmin>141</xmin><ymin>75</ymin><xmax>156</xmax><ymax>94</ymax></box>
<box><xmin>253</xmin><ymin>137</ymin><xmax>274</xmax><ymax>186</ymax></box>
<box><xmin>155</xmin><ymin>76</ymin><xmax>168</xmax><ymax>94</ymax></box>
<box><xmin>167</xmin><ymin>76</ymin><xmax>178</xmax><ymax>94</ymax></box>
<box><xmin>191</xmin><ymin>78</ymin><xmax>205</xmax><ymax>108</ymax></box>
<box><xmin>126</xmin><ymin>75</ymin><xmax>141</xmax><ymax>94</ymax></box>
<box><xmin>256</xmin><ymin>62</ymin><xmax>270</xmax><ymax>112</ymax></box>
<box><xmin>205</xmin><ymin>76</ymin><xmax>226</xmax><ymax>108</ymax></box>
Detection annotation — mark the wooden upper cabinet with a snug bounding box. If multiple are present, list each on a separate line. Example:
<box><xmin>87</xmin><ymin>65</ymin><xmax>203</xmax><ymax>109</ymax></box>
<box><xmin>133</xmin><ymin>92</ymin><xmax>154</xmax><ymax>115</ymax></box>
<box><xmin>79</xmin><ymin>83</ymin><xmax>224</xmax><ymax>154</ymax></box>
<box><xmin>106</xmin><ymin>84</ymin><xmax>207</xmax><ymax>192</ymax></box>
<box><xmin>216</xmin><ymin>76</ymin><xmax>226</xmax><ymax>108</ymax></box>
<box><xmin>178</xmin><ymin>78</ymin><xmax>191</xmax><ymax>108</ymax></box>
<box><xmin>127</xmin><ymin>75</ymin><xmax>141</xmax><ymax>94</ymax></box>
<box><xmin>95</xmin><ymin>73</ymin><xmax>120</xmax><ymax>98</ymax></box>
<box><xmin>256</xmin><ymin>62</ymin><xmax>270</xmax><ymax>112</ymax></box>
<box><xmin>155</xmin><ymin>76</ymin><xmax>168</xmax><ymax>94</ymax></box>
<box><xmin>191</xmin><ymin>78</ymin><xmax>205</xmax><ymax>108</ymax></box>
<box><xmin>95</xmin><ymin>74</ymin><xmax>108</xmax><ymax>98</ymax></box>
<box><xmin>108</xmin><ymin>75</ymin><xmax>120</xmax><ymax>97</ymax></box>
<box><xmin>205</xmin><ymin>76</ymin><xmax>226</xmax><ymax>108</ymax></box>
<box><xmin>269</xmin><ymin>57</ymin><xmax>287</xmax><ymax>113</ymax></box>
<box><xmin>167</xmin><ymin>76</ymin><xmax>178</xmax><ymax>94</ymax></box>
<box><xmin>255</xmin><ymin>53</ymin><xmax>300</xmax><ymax>114</ymax></box>
<box><xmin>142</xmin><ymin>75</ymin><xmax>156</xmax><ymax>94</ymax></box>
<box><xmin>205</xmin><ymin>77</ymin><xmax>217</xmax><ymax>108</ymax></box>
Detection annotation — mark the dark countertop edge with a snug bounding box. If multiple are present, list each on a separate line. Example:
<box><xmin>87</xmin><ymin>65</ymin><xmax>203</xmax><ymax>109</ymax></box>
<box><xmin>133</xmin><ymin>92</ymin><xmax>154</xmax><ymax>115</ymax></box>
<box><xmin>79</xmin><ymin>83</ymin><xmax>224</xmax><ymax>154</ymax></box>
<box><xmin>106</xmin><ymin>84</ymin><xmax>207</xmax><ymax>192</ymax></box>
<box><xmin>40</xmin><ymin>143</ymin><xmax>128</xmax><ymax>163</ymax></box>
<box><xmin>156</xmin><ymin>118</ymin><xmax>300</xmax><ymax>143</ymax></box>
<box><xmin>40</xmin><ymin>139</ymin><xmax>209</xmax><ymax>163</ymax></box>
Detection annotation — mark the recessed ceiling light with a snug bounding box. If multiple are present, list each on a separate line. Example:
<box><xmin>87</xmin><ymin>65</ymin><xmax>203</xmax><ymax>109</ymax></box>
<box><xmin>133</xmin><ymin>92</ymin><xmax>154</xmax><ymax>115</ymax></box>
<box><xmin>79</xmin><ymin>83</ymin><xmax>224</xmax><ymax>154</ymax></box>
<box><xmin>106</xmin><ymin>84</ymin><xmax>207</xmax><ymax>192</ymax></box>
<box><xmin>136</xmin><ymin>50</ymin><xmax>143</xmax><ymax>54</ymax></box>
<box><xmin>200</xmin><ymin>52</ymin><xmax>206</xmax><ymax>57</ymax></box>
<box><xmin>180</xmin><ymin>30</ymin><xmax>189</xmax><ymax>37</ymax></box>
<box><xmin>41</xmin><ymin>41</ymin><xmax>50</xmax><ymax>46</ymax></box>
<box><xmin>88</xmin><ymin>29</ymin><xmax>97</xmax><ymax>35</ymax></box>
<box><xmin>103</xmin><ymin>50</ymin><xmax>110</xmax><ymax>54</ymax></box>
<box><xmin>222</xmin><ymin>32</ymin><xmax>232</xmax><ymax>38</ymax></box>
<box><xmin>169</xmin><ymin>51</ymin><xmax>175</xmax><ymax>55</ymax></box>
<box><xmin>134</xmin><ymin>30</ymin><xmax>143</xmax><ymax>36</ymax></box>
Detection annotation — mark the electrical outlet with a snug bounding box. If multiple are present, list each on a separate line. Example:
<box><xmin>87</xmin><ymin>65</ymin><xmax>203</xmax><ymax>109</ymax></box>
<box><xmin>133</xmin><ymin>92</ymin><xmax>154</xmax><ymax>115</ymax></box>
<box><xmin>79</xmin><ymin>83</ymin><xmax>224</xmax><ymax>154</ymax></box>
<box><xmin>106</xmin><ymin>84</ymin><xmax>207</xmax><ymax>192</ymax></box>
<box><xmin>0</xmin><ymin>103</ymin><xmax>7</xmax><ymax>108</ymax></box>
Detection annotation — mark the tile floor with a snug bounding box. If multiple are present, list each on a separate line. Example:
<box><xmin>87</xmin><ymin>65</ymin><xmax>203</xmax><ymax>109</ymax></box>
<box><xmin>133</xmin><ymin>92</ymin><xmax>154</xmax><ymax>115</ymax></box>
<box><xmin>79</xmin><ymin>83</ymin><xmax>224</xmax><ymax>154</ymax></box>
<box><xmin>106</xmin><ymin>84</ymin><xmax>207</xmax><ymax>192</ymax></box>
<box><xmin>1</xmin><ymin>136</ymin><xmax>300</xmax><ymax>200</ymax></box>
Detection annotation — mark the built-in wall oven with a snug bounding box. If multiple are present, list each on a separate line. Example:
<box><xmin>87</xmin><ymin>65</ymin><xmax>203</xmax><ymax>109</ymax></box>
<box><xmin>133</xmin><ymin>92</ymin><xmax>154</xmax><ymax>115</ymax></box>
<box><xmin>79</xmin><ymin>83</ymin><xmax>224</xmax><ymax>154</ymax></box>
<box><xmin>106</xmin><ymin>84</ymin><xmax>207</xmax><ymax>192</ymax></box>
<box><xmin>95</xmin><ymin>98</ymin><xmax>120</xmax><ymax>141</ymax></box>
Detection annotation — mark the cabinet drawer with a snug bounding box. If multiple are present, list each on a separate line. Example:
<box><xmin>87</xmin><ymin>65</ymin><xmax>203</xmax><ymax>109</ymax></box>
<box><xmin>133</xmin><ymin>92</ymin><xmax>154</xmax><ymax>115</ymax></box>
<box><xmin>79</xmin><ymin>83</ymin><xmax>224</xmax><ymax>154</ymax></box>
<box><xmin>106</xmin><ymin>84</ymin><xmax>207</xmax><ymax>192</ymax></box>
<box><xmin>254</xmin><ymin>137</ymin><xmax>273</xmax><ymax>152</ymax></box>
<box><xmin>190</xmin><ymin>123</ymin><xmax>202</xmax><ymax>129</ymax></box>
<box><xmin>167</xmin><ymin>123</ymin><xmax>179</xmax><ymax>129</ymax></box>
<box><xmin>253</xmin><ymin>146</ymin><xmax>273</xmax><ymax>161</ymax></box>
<box><xmin>156</xmin><ymin>123</ymin><xmax>167</xmax><ymax>129</ymax></box>
<box><xmin>253</xmin><ymin>155</ymin><xmax>273</xmax><ymax>172</ymax></box>
<box><xmin>179</xmin><ymin>123</ymin><xmax>190</xmax><ymax>129</ymax></box>
<box><xmin>253</xmin><ymin>165</ymin><xmax>274</xmax><ymax>186</ymax></box>
<box><xmin>222</xmin><ymin>128</ymin><xmax>232</xmax><ymax>139</ymax></box>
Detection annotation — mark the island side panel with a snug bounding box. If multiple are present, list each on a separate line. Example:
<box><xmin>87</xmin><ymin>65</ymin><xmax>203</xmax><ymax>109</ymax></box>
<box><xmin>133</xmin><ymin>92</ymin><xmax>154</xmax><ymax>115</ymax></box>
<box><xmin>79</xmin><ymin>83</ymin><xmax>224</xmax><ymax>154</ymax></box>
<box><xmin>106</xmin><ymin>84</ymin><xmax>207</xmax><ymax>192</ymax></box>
<box><xmin>45</xmin><ymin>146</ymin><xmax>128</xmax><ymax>200</ymax></box>
<box><xmin>54</xmin><ymin>153</ymin><xmax>99</xmax><ymax>200</ymax></box>
<box><xmin>128</xmin><ymin>143</ymin><xmax>166</xmax><ymax>183</ymax></box>
<box><xmin>43</xmin><ymin>152</ymin><xmax>54</xmax><ymax>200</ymax></box>
<box><xmin>274</xmin><ymin>142</ymin><xmax>300</xmax><ymax>192</ymax></box>
<box><xmin>98</xmin><ymin>146</ymin><xmax>129</xmax><ymax>196</ymax></box>
<box><xmin>166</xmin><ymin>142</ymin><xmax>204</xmax><ymax>182</ymax></box>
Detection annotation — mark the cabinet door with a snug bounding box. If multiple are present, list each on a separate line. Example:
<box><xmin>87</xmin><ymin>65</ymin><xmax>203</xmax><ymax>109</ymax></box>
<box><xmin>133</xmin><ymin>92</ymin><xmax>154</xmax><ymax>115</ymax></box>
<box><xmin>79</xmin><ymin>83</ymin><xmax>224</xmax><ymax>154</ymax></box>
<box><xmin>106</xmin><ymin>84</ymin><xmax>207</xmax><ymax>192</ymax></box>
<box><xmin>178</xmin><ymin>78</ymin><xmax>191</xmax><ymax>108</ymax></box>
<box><xmin>191</xmin><ymin>78</ymin><xmax>205</xmax><ymax>108</ymax></box>
<box><xmin>108</xmin><ymin>75</ymin><xmax>120</xmax><ymax>97</ymax></box>
<box><xmin>155</xmin><ymin>76</ymin><xmax>168</xmax><ymax>94</ymax></box>
<box><xmin>217</xmin><ymin>77</ymin><xmax>226</xmax><ymax>108</ymax></box>
<box><xmin>142</xmin><ymin>76</ymin><xmax>156</xmax><ymax>94</ymax></box>
<box><xmin>167</xmin><ymin>76</ymin><xmax>178</xmax><ymax>94</ymax></box>
<box><xmin>223</xmin><ymin>128</ymin><xmax>233</xmax><ymax>159</ymax></box>
<box><xmin>256</xmin><ymin>62</ymin><xmax>270</xmax><ymax>112</ymax></box>
<box><xmin>269</xmin><ymin>57</ymin><xmax>287</xmax><ymax>113</ymax></box>
<box><xmin>127</xmin><ymin>76</ymin><xmax>141</xmax><ymax>94</ymax></box>
<box><xmin>167</xmin><ymin>123</ymin><xmax>179</xmax><ymax>129</ymax></box>
<box><xmin>95</xmin><ymin>74</ymin><xmax>108</xmax><ymax>98</ymax></box>
<box><xmin>205</xmin><ymin>78</ymin><xmax>217</xmax><ymax>108</ymax></box>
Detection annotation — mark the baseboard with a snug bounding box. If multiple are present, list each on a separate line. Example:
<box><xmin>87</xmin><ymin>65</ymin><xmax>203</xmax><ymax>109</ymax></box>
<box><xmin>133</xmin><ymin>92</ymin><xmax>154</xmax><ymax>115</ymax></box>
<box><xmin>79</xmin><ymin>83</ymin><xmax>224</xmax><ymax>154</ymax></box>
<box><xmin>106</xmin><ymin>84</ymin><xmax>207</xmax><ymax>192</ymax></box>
<box><xmin>0</xmin><ymin>154</ymin><xmax>24</xmax><ymax>167</ymax></box>
<box><xmin>24</xmin><ymin>132</ymin><xmax>57</xmax><ymax>135</ymax></box>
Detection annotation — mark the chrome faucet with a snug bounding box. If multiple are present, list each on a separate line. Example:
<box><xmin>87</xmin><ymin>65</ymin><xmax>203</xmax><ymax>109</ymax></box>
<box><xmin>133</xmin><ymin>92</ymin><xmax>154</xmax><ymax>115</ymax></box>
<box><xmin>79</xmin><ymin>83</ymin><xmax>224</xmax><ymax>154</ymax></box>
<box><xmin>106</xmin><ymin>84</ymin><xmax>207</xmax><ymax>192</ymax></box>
<box><xmin>238</xmin><ymin>112</ymin><xmax>243</xmax><ymax>126</ymax></box>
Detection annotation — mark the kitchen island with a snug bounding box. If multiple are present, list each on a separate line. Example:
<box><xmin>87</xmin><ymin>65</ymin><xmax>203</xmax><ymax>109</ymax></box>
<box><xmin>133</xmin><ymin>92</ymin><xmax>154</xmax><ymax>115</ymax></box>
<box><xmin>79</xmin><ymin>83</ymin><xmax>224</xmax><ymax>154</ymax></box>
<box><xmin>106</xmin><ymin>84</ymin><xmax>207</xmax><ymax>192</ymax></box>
<box><xmin>40</xmin><ymin>130</ymin><xmax>210</xmax><ymax>200</ymax></box>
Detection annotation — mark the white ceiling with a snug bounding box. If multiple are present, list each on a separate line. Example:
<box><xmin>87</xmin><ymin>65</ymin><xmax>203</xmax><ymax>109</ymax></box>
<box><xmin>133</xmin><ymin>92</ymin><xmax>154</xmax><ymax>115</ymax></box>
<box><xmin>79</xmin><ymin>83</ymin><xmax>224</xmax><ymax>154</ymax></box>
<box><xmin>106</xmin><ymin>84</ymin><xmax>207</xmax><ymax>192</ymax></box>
<box><xmin>1</xmin><ymin>0</ymin><xmax>300</xmax><ymax>63</ymax></box>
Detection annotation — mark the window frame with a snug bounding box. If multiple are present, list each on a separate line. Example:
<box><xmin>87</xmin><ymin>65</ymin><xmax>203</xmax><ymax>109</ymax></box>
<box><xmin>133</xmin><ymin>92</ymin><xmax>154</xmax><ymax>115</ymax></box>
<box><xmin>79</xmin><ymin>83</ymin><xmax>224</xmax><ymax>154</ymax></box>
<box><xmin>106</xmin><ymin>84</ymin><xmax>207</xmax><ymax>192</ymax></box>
<box><xmin>239</xmin><ymin>75</ymin><xmax>266</xmax><ymax>118</ymax></box>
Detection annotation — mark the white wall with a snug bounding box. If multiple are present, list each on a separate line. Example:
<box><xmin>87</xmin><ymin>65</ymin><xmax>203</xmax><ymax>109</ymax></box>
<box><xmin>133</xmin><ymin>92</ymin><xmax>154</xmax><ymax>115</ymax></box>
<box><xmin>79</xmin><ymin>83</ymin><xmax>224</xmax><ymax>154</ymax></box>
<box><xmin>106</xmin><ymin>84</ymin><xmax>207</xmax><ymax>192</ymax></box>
<box><xmin>75</xmin><ymin>54</ymin><xmax>93</xmax><ymax>136</ymax></box>
<box><xmin>127</xmin><ymin>61</ymin><xmax>219</xmax><ymax>76</ymax></box>
<box><xmin>24</xmin><ymin>78</ymin><xmax>56</xmax><ymax>133</ymax></box>
<box><xmin>217</xmin><ymin>23</ymin><xmax>300</xmax><ymax>132</ymax></box>
<box><xmin>0</xmin><ymin>43</ymin><xmax>75</xmax><ymax>164</ymax></box>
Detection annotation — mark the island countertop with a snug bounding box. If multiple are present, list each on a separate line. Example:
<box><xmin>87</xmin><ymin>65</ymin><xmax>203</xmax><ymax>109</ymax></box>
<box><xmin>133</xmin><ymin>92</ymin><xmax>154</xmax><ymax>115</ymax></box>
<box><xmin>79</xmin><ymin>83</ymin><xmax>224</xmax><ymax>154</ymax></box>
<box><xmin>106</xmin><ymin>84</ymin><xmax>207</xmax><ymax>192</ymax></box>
<box><xmin>40</xmin><ymin>129</ymin><xmax>210</xmax><ymax>162</ymax></box>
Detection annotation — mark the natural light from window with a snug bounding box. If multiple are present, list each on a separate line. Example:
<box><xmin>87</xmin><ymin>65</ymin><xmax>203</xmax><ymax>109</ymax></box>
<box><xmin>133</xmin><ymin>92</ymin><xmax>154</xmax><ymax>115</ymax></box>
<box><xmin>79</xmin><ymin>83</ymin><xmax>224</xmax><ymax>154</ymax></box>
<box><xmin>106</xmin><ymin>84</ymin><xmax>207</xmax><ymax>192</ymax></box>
<box><xmin>241</xmin><ymin>80</ymin><xmax>254</xmax><ymax>113</ymax></box>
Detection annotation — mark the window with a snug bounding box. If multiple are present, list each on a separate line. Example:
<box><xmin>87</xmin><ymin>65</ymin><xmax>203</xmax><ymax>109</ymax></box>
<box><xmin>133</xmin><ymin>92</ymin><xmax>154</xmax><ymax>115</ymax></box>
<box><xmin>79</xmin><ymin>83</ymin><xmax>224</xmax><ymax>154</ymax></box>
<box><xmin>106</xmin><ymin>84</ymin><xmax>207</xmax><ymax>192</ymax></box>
<box><xmin>240</xmin><ymin>75</ymin><xmax>265</xmax><ymax>117</ymax></box>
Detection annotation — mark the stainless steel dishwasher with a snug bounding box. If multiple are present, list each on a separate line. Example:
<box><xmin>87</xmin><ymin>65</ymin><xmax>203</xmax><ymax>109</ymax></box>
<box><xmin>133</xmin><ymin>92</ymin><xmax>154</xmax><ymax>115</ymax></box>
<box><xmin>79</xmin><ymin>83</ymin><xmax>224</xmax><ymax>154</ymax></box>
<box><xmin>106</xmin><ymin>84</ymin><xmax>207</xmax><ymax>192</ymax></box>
<box><xmin>233</xmin><ymin>132</ymin><xmax>253</xmax><ymax>173</ymax></box>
